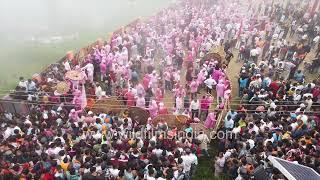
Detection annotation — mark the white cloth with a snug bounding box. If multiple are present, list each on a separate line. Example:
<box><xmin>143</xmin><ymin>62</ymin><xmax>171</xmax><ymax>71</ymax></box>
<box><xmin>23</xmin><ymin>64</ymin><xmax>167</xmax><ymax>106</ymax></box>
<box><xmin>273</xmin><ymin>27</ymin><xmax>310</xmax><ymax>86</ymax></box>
<box><xmin>63</xmin><ymin>61</ymin><xmax>71</xmax><ymax>71</ymax></box>
<box><xmin>204</xmin><ymin>78</ymin><xmax>217</xmax><ymax>89</ymax></box>
<box><xmin>190</xmin><ymin>100</ymin><xmax>200</xmax><ymax>110</ymax></box>
<box><xmin>197</xmin><ymin>134</ymin><xmax>210</xmax><ymax>150</ymax></box>
<box><xmin>181</xmin><ymin>154</ymin><xmax>197</xmax><ymax>172</ymax></box>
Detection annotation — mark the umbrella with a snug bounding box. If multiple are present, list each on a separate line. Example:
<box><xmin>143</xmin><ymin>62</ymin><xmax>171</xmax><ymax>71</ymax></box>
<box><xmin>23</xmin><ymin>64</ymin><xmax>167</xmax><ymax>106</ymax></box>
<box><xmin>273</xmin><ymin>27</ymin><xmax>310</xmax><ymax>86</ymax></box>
<box><xmin>56</xmin><ymin>81</ymin><xmax>70</xmax><ymax>94</ymax></box>
<box><xmin>65</xmin><ymin>70</ymin><xmax>85</xmax><ymax>81</ymax></box>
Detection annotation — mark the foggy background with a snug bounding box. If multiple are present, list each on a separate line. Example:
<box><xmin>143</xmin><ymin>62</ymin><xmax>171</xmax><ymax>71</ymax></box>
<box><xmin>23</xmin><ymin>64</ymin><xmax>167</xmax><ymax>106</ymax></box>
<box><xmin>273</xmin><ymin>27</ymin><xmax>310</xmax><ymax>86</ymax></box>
<box><xmin>0</xmin><ymin>0</ymin><xmax>172</xmax><ymax>90</ymax></box>
<box><xmin>0</xmin><ymin>0</ymin><xmax>172</xmax><ymax>41</ymax></box>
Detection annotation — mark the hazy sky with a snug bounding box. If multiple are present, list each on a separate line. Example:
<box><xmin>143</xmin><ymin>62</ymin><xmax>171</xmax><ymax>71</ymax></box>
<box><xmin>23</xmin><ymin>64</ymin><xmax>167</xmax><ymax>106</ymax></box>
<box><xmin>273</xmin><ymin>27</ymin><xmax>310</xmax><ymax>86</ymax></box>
<box><xmin>0</xmin><ymin>0</ymin><xmax>172</xmax><ymax>89</ymax></box>
<box><xmin>0</xmin><ymin>0</ymin><xmax>171</xmax><ymax>40</ymax></box>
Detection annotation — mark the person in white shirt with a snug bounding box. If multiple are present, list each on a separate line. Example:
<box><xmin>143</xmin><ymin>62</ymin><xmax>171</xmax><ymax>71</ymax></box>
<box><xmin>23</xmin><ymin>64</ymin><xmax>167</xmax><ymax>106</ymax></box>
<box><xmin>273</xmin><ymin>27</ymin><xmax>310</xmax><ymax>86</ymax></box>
<box><xmin>196</xmin><ymin>132</ymin><xmax>210</xmax><ymax>156</ymax></box>
<box><xmin>305</xmin><ymin>95</ymin><xmax>313</xmax><ymax>111</ymax></box>
<box><xmin>109</xmin><ymin>166</ymin><xmax>120</xmax><ymax>178</ymax></box>
<box><xmin>250</xmin><ymin>48</ymin><xmax>259</xmax><ymax>62</ymax></box>
<box><xmin>152</xmin><ymin>145</ymin><xmax>164</xmax><ymax>157</ymax></box>
<box><xmin>63</xmin><ymin>60</ymin><xmax>71</xmax><ymax>71</ymax></box>
<box><xmin>264</xmin><ymin>133</ymin><xmax>274</xmax><ymax>146</ymax></box>
<box><xmin>214</xmin><ymin>152</ymin><xmax>225</xmax><ymax>177</ymax></box>
<box><xmin>190</xmin><ymin>98</ymin><xmax>200</xmax><ymax>119</ymax></box>
<box><xmin>181</xmin><ymin>148</ymin><xmax>197</xmax><ymax>178</ymax></box>
<box><xmin>224</xmin><ymin>115</ymin><xmax>234</xmax><ymax>130</ymax></box>
<box><xmin>116</xmin><ymin>35</ymin><xmax>123</xmax><ymax>46</ymax></box>
<box><xmin>18</xmin><ymin>77</ymin><xmax>27</xmax><ymax>89</ymax></box>
<box><xmin>3</xmin><ymin>126</ymin><xmax>14</xmax><ymax>140</ymax></box>
<box><xmin>313</xmin><ymin>35</ymin><xmax>320</xmax><ymax>48</ymax></box>
<box><xmin>95</xmin><ymin>83</ymin><xmax>103</xmax><ymax>99</ymax></box>
<box><xmin>204</xmin><ymin>76</ymin><xmax>217</xmax><ymax>94</ymax></box>
<box><xmin>173</xmin><ymin>71</ymin><xmax>181</xmax><ymax>83</ymax></box>
<box><xmin>92</xmin><ymin>131</ymin><xmax>102</xmax><ymax>140</ymax></box>
<box><xmin>26</xmin><ymin>79</ymin><xmax>36</xmax><ymax>93</ymax></box>
<box><xmin>293</xmin><ymin>89</ymin><xmax>302</xmax><ymax>104</ymax></box>
<box><xmin>82</xmin><ymin>62</ymin><xmax>94</xmax><ymax>82</ymax></box>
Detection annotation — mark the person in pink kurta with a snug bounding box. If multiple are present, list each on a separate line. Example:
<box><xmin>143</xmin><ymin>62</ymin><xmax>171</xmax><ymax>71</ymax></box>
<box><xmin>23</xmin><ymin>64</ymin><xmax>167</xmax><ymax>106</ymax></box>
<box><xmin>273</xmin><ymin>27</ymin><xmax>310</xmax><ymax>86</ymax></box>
<box><xmin>190</xmin><ymin>79</ymin><xmax>199</xmax><ymax>99</ymax></box>
<box><xmin>190</xmin><ymin>39</ymin><xmax>198</xmax><ymax>51</ymax></box>
<box><xmin>166</xmin><ymin>42</ymin><xmax>174</xmax><ymax>55</ymax></box>
<box><xmin>175</xmin><ymin>95</ymin><xmax>184</xmax><ymax>114</ymax></box>
<box><xmin>68</xmin><ymin>109</ymin><xmax>82</xmax><ymax>122</ymax></box>
<box><xmin>124</xmin><ymin>90</ymin><xmax>135</xmax><ymax>107</ymax></box>
<box><xmin>149</xmin><ymin>100</ymin><xmax>158</xmax><ymax>118</ymax></box>
<box><xmin>72</xmin><ymin>89</ymin><xmax>82</xmax><ymax>110</ymax></box>
<box><xmin>197</xmin><ymin>69</ymin><xmax>206</xmax><ymax>87</ymax></box>
<box><xmin>196</xmin><ymin>35</ymin><xmax>204</xmax><ymax>48</ymax></box>
<box><xmin>142</xmin><ymin>75</ymin><xmax>151</xmax><ymax>90</ymax></box>
<box><xmin>158</xmin><ymin>102</ymin><xmax>168</xmax><ymax>115</ymax></box>
<box><xmin>176</xmin><ymin>85</ymin><xmax>186</xmax><ymax>97</ymax></box>
<box><xmin>216</xmin><ymin>80</ymin><xmax>227</xmax><ymax>104</ymax></box>
<box><xmin>155</xmin><ymin>87</ymin><xmax>164</xmax><ymax>104</ymax></box>
<box><xmin>100</xmin><ymin>60</ymin><xmax>107</xmax><ymax>81</ymax></box>
<box><xmin>223</xmin><ymin>89</ymin><xmax>231</xmax><ymax>109</ymax></box>
<box><xmin>204</xmin><ymin>111</ymin><xmax>216</xmax><ymax>129</ymax></box>
<box><xmin>136</xmin><ymin>83</ymin><xmax>146</xmax><ymax>97</ymax></box>
<box><xmin>186</xmin><ymin>50</ymin><xmax>194</xmax><ymax>65</ymax></box>
<box><xmin>136</xmin><ymin>95</ymin><xmax>146</xmax><ymax>108</ymax></box>
<box><xmin>212</xmin><ymin>67</ymin><xmax>223</xmax><ymax>83</ymax></box>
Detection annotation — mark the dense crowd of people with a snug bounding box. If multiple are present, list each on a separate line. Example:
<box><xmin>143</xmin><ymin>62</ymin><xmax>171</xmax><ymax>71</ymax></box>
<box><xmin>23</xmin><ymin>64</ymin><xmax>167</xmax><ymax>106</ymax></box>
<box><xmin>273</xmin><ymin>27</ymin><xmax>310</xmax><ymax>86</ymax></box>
<box><xmin>214</xmin><ymin>0</ymin><xmax>320</xmax><ymax>179</ymax></box>
<box><xmin>1</xmin><ymin>0</ymin><xmax>320</xmax><ymax>179</ymax></box>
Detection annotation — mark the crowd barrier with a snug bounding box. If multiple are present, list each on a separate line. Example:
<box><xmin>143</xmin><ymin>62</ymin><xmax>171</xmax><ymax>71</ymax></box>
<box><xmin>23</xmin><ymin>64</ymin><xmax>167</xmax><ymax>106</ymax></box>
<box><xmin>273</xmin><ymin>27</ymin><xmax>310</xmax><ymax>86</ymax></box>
<box><xmin>0</xmin><ymin>98</ymin><xmax>31</xmax><ymax>116</ymax></box>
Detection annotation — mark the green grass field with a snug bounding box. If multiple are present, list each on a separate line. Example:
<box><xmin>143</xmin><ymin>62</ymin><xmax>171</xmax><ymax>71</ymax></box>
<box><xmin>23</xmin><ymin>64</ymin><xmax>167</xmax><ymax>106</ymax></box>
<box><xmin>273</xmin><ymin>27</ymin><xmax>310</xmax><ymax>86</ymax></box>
<box><xmin>0</xmin><ymin>0</ymin><xmax>172</xmax><ymax>91</ymax></box>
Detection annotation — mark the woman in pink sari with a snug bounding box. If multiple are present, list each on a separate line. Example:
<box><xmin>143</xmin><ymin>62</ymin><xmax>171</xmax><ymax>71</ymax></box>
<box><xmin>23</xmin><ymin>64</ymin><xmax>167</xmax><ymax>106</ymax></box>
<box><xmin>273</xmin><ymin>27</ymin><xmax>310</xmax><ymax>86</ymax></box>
<box><xmin>204</xmin><ymin>111</ymin><xmax>216</xmax><ymax>129</ymax></box>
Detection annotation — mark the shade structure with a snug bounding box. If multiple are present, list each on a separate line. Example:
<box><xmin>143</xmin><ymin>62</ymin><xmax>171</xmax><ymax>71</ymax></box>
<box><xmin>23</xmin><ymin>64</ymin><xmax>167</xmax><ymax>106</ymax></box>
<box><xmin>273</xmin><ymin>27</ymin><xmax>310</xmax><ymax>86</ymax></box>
<box><xmin>128</xmin><ymin>106</ymin><xmax>150</xmax><ymax>125</ymax></box>
<box><xmin>268</xmin><ymin>156</ymin><xmax>320</xmax><ymax>180</ymax></box>
<box><xmin>92</xmin><ymin>97</ymin><xmax>125</xmax><ymax>114</ymax></box>
<box><xmin>190</xmin><ymin>123</ymin><xmax>210</xmax><ymax>137</ymax></box>
<box><xmin>201</xmin><ymin>52</ymin><xmax>223</xmax><ymax>66</ymax></box>
<box><xmin>153</xmin><ymin>114</ymin><xmax>190</xmax><ymax>130</ymax></box>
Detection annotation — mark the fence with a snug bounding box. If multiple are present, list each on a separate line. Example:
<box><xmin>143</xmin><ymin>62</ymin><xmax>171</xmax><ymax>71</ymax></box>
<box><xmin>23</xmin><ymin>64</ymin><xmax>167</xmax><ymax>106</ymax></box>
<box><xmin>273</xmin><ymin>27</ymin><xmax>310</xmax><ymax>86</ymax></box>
<box><xmin>0</xmin><ymin>98</ymin><xmax>30</xmax><ymax>116</ymax></box>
